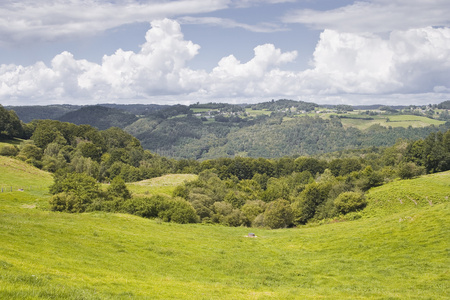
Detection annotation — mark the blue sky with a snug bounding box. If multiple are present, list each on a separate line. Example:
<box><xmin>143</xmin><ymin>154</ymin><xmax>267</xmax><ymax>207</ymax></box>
<box><xmin>0</xmin><ymin>0</ymin><xmax>449</xmax><ymax>106</ymax></box>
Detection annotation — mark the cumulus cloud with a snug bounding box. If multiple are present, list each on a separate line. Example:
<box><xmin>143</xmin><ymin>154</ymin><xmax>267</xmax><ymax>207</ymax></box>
<box><xmin>283</xmin><ymin>0</ymin><xmax>450</xmax><ymax>33</ymax></box>
<box><xmin>0</xmin><ymin>20</ymin><xmax>449</xmax><ymax>105</ymax></box>
<box><xmin>0</xmin><ymin>0</ymin><xmax>228</xmax><ymax>45</ymax></box>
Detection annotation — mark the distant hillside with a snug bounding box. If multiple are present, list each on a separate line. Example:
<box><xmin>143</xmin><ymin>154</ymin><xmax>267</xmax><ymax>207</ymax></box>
<box><xmin>4</xmin><ymin>99</ymin><xmax>450</xmax><ymax>160</ymax></box>
<box><xmin>248</xmin><ymin>99</ymin><xmax>318</xmax><ymax>111</ymax></box>
<box><xmin>58</xmin><ymin>105</ymin><xmax>138</xmax><ymax>130</ymax></box>
<box><xmin>6</xmin><ymin>104</ymin><xmax>81</xmax><ymax>123</ymax></box>
<box><xmin>99</xmin><ymin>103</ymin><xmax>168</xmax><ymax>115</ymax></box>
<box><xmin>129</xmin><ymin>113</ymin><xmax>450</xmax><ymax>159</ymax></box>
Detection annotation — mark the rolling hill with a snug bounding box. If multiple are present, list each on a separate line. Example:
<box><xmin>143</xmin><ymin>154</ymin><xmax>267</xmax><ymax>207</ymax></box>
<box><xmin>58</xmin><ymin>105</ymin><xmax>138</xmax><ymax>130</ymax></box>
<box><xmin>0</xmin><ymin>156</ymin><xmax>448</xmax><ymax>299</ymax></box>
<box><xmin>6</xmin><ymin>100</ymin><xmax>450</xmax><ymax>159</ymax></box>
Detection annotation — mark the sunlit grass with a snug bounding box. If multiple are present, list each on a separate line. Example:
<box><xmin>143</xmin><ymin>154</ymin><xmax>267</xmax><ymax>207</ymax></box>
<box><xmin>338</xmin><ymin>113</ymin><xmax>445</xmax><ymax>130</ymax></box>
<box><xmin>363</xmin><ymin>171</ymin><xmax>450</xmax><ymax>217</ymax></box>
<box><xmin>125</xmin><ymin>174</ymin><xmax>197</xmax><ymax>197</ymax></box>
<box><xmin>1</xmin><ymin>157</ymin><xmax>449</xmax><ymax>299</ymax></box>
<box><xmin>0</xmin><ymin>156</ymin><xmax>53</xmax><ymax>198</ymax></box>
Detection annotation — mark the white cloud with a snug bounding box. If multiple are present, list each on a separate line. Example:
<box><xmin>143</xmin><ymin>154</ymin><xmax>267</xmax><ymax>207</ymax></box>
<box><xmin>0</xmin><ymin>20</ymin><xmax>449</xmax><ymax>106</ymax></box>
<box><xmin>178</xmin><ymin>17</ymin><xmax>288</xmax><ymax>33</ymax></box>
<box><xmin>0</xmin><ymin>0</ymin><xmax>228</xmax><ymax>45</ymax></box>
<box><xmin>231</xmin><ymin>0</ymin><xmax>296</xmax><ymax>8</ymax></box>
<box><xmin>283</xmin><ymin>0</ymin><xmax>450</xmax><ymax>33</ymax></box>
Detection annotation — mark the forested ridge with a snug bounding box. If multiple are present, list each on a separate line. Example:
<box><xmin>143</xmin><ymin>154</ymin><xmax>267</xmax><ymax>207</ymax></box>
<box><xmin>1</xmin><ymin>102</ymin><xmax>450</xmax><ymax>228</ymax></box>
<box><xmin>7</xmin><ymin>100</ymin><xmax>450</xmax><ymax>159</ymax></box>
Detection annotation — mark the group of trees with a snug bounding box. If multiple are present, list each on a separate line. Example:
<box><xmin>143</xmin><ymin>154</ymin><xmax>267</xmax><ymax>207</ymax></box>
<box><xmin>49</xmin><ymin>173</ymin><xmax>199</xmax><ymax>224</ymax></box>
<box><xmin>42</xmin><ymin>123</ymin><xmax>449</xmax><ymax>228</ymax></box>
<box><xmin>1</xmin><ymin>103</ymin><xmax>450</xmax><ymax>228</ymax></box>
<box><xmin>0</xmin><ymin>105</ymin><xmax>30</xmax><ymax>139</ymax></box>
<box><xmin>2</xmin><ymin>119</ymin><xmax>176</xmax><ymax>182</ymax></box>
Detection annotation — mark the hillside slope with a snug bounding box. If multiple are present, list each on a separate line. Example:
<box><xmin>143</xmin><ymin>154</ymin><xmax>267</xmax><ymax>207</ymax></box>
<box><xmin>0</xmin><ymin>163</ymin><xmax>449</xmax><ymax>299</ymax></box>
<box><xmin>363</xmin><ymin>171</ymin><xmax>450</xmax><ymax>217</ymax></box>
<box><xmin>58</xmin><ymin>105</ymin><xmax>138</xmax><ymax>130</ymax></box>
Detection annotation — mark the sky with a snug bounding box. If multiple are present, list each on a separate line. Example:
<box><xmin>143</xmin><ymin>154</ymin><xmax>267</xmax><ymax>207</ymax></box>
<box><xmin>0</xmin><ymin>0</ymin><xmax>449</xmax><ymax>106</ymax></box>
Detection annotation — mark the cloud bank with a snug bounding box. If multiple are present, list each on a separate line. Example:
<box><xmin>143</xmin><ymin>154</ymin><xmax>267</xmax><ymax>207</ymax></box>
<box><xmin>1</xmin><ymin>19</ymin><xmax>449</xmax><ymax>105</ymax></box>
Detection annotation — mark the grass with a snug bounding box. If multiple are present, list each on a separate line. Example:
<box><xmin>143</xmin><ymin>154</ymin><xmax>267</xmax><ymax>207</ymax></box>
<box><xmin>336</xmin><ymin>113</ymin><xmax>445</xmax><ymax>130</ymax></box>
<box><xmin>0</xmin><ymin>157</ymin><xmax>449</xmax><ymax>299</ymax></box>
<box><xmin>0</xmin><ymin>156</ymin><xmax>53</xmax><ymax>199</ymax></box>
<box><xmin>125</xmin><ymin>174</ymin><xmax>197</xmax><ymax>197</ymax></box>
<box><xmin>362</xmin><ymin>171</ymin><xmax>450</xmax><ymax>218</ymax></box>
<box><xmin>245</xmin><ymin>108</ymin><xmax>272</xmax><ymax>117</ymax></box>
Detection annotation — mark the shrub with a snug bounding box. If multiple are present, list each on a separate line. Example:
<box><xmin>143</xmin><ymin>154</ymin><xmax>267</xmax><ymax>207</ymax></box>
<box><xmin>334</xmin><ymin>192</ymin><xmax>367</xmax><ymax>214</ymax></box>
<box><xmin>158</xmin><ymin>198</ymin><xmax>199</xmax><ymax>224</ymax></box>
<box><xmin>0</xmin><ymin>145</ymin><xmax>19</xmax><ymax>156</ymax></box>
<box><xmin>263</xmin><ymin>199</ymin><xmax>293</xmax><ymax>229</ymax></box>
<box><xmin>107</xmin><ymin>176</ymin><xmax>131</xmax><ymax>200</ymax></box>
<box><xmin>397</xmin><ymin>162</ymin><xmax>425</xmax><ymax>179</ymax></box>
<box><xmin>49</xmin><ymin>173</ymin><xmax>101</xmax><ymax>213</ymax></box>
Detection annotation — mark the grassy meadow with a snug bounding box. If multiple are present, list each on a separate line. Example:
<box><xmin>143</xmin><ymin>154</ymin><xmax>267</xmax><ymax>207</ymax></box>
<box><xmin>0</xmin><ymin>157</ymin><xmax>449</xmax><ymax>299</ymax></box>
<box><xmin>125</xmin><ymin>174</ymin><xmax>198</xmax><ymax>197</ymax></box>
<box><xmin>337</xmin><ymin>113</ymin><xmax>445</xmax><ymax>130</ymax></box>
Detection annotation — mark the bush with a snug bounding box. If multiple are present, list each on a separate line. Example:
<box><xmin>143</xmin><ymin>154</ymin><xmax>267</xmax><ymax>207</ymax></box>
<box><xmin>49</xmin><ymin>173</ymin><xmax>101</xmax><ymax>213</ymax></box>
<box><xmin>263</xmin><ymin>199</ymin><xmax>293</xmax><ymax>229</ymax></box>
<box><xmin>397</xmin><ymin>162</ymin><xmax>425</xmax><ymax>179</ymax></box>
<box><xmin>159</xmin><ymin>198</ymin><xmax>199</xmax><ymax>224</ymax></box>
<box><xmin>121</xmin><ymin>196</ymin><xmax>168</xmax><ymax>218</ymax></box>
<box><xmin>334</xmin><ymin>192</ymin><xmax>367</xmax><ymax>214</ymax></box>
<box><xmin>0</xmin><ymin>145</ymin><xmax>19</xmax><ymax>156</ymax></box>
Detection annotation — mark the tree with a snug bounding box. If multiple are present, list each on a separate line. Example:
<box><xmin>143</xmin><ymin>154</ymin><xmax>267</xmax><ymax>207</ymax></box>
<box><xmin>241</xmin><ymin>200</ymin><xmax>266</xmax><ymax>224</ymax></box>
<box><xmin>107</xmin><ymin>176</ymin><xmax>131</xmax><ymax>200</ymax></box>
<box><xmin>397</xmin><ymin>162</ymin><xmax>425</xmax><ymax>179</ymax></box>
<box><xmin>49</xmin><ymin>173</ymin><xmax>101</xmax><ymax>212</ymax></box>
<box><xmin>159</xmin><ymin>198</ymin><xmax>199</xmax><ymax>224</ymax></box>
<box><xmin>0</xmin><ymin>105</ymin><xmax>24</xmax><ymax>138</ymax></box>
<box><xmin>292</xmin><ymin>182</ymin><xmax>331</xmax><ymax>224</ymax></box>
<box><xmin>263</xmin><ymin>199</ymin><xmax>293</xmax><ymax>229</ymax></box>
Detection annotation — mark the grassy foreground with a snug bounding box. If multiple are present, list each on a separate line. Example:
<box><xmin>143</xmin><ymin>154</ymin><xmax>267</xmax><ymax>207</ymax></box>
<box><xmin>0</xmin><ymin>157</ymin><xmax>449</xmax><ymax>299</ymax></box>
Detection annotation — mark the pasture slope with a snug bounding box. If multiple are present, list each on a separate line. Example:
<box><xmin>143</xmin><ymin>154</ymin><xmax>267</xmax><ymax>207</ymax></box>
<box><xmin>0</xmin><ymin>156</ymin><xmax>449</xmax><ymax>299</ymax></box>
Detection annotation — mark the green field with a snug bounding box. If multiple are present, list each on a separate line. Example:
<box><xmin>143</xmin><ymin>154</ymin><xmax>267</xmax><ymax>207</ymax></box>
<box><xmin>336</xmin><ymin>113</ymin><xmax>445</xmax><ymax>130</ymax></box>
<box><xmin>125</xmin><ymin>174</ymin><xmax>198</xmax><ymax>197</ymax></box>
<box><xmin>363</xmin><ymin>171</ymin><xmax>450</xmax><ymax>217</ymax></box>
<box><xmin>1</xmin><ymin>157</ymin><xmax>449</xmax><ymax>299</ymax></box>
<box><xmin>245</xmin><ymin>108</ymin><xmax>272</xmax><ymax>117</ymax></box>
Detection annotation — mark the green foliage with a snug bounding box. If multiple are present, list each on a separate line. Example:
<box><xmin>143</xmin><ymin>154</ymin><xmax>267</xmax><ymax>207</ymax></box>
<box><xmin>397</xmin><ymin>162</ymin><xmax>425</xmax><ymax>179</ymax></box>
<box><xmin>107</xmin><ymin>176</ymin><xmax>131</xmax><ymax>200</ymax></box>
<box><xmin>49</xmin><ymin>173</ymin><xmax>101</xmax><ymax>213</ymax></box>
<box><xmin>0</xmin><ymin>105</ymin><xmax>24</xmax><ymax>138</ymax></box>
<box><xmin>0</xmin><ymin>144</ymin><xmax>19</xmax><ymax>156</ymax></box>
<box><xmin>58</xmin><ymin>105</ymin><xmax>138</xmax><ymax>130</ymax></box>
<box><xmin>293</xmin><ymin>182</ymin><xmax>332</xmax><ymax>224</ymax></box>
<box><xmin>159</xmin><ymin>198</ymin><xmax>199</xmax><ymax>224</ymax></box>
<box><xmin>334</xmin><ymin>192</ymin><xmax>367</xmax><ymax>214</ymax></box>
<box><xmin>18</xmin><ymin>143</ymin><xmax>43</xmax><ymax>161</ymax></box>
<box><xmin>262</xmin><ymin>199</ymin><xmax>293</xmax><ymax>229</ymax></box>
